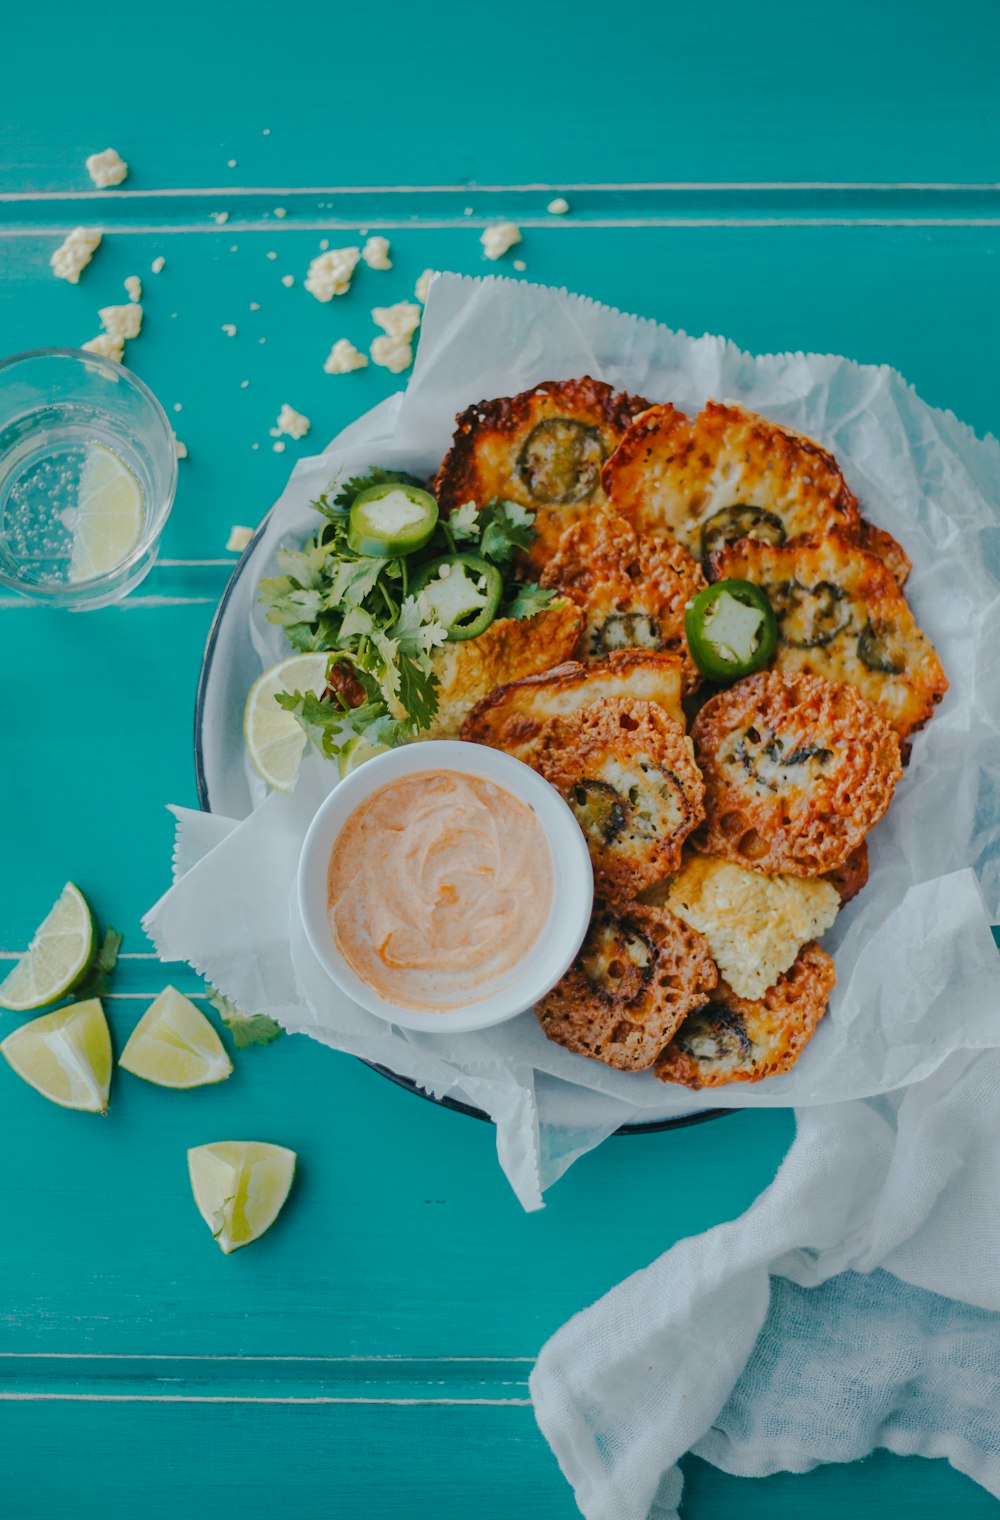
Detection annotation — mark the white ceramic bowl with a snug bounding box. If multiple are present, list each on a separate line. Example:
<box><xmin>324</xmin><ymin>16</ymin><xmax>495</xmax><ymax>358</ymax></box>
<box><xmin>297</xmin><ymin>739</ymin><xmax>594</xmax><ymax>1034</ymax></box>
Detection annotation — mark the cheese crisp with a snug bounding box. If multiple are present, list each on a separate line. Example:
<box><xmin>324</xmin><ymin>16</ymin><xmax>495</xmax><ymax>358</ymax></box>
<box><xmin>461</xmin><ymin>649</ymin><xmax>686</xmax><ymax>767</ymax></box>
<box><xmin>691</xmin><ymin>670</ymin><xmax>902</xmax><ymax>876</ymax></box>
<box><xmin>664</xmin><ymin>854</ymin><xmax>839</xmax><ymax>1001</ymax></box>
<box><xmin>535</xmin><ymin>902</ymin><xmax>717</xmax><ymax>1070</ymax></box>
<box><xmin>540</xmin><ymin>510</ymin><xmax>706</xmax><ymax>690</ymax></box>
<box><xmin>707</xmin><ymin>536</ymin><xmax>948</xmax><ymax>738</ymax></box>
<box><xmin>432</xmin><ymin>377</ymin><xmax>649</xmax><ymax>570</ymax></box>
<box><xmin>656</xmin><ymin>942</ymin><xmax>836</xmax><ymax>1089</ymax></box>
<box><xmin>422</xmin><ymin>600</ymin><xmax>583</xmax><ymax>738</ymax></box>
<box><xmin>537</xmin><ymin>697</ymin><xmax>705</xmax><ymax>902</ymax></box>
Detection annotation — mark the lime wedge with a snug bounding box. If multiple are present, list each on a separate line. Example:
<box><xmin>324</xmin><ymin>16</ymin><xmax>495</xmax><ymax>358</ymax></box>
<box><xmin>119</xmin><ymin>986</ymin><xmax>233</xmax><ymax>1088</ymax></box>
<box><xmin>244</xmin><ymin>652</ymin><xmax>330</xmax><ymax>792</ymax></box>
<box><xmin>69</xmin><ymin>443</ymin><xmax>144</xmax><ymax>582</ymax></box>
<box><xmin>188</xmin><ymin>1141</ymin><xmax>297</xmax><ymax>1253</ymax></box>
<box><xmin>1</xmin><ymin>998</ymin><xmax>112</xmax><ymax>1112</ymax></box>
<box><xmin>0</xmin><ymin>882</ymin><xmax>95</xmax><ymax>1011</ymax></box>
<box><xmin>337</xmin><ymin>735</ymin><xmax>389</xmax><ymax>778</ymax></box>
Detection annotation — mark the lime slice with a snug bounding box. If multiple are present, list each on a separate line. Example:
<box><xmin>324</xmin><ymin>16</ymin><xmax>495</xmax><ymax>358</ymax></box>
<box><xmin>244</xmin><ymin>652</ymin><xmax>331</xmax><ymax>792</ymax></box>
<box><xmin>337</xmin><ymin>736</ymin><xmax>389</xmax><ymax>778</ymax></box>
<box><xmin>119</xmin><ymin>986</ymin><xmax>233</xmax><ymax>1088</ymax></box>
<box><xmin>69</xmin><ymin>443</ymin><xmax>144</xmax><ymax>582</ymax></box>
<box><xmin>188</xmin><ymin>1141</ymin><xmax>297</xmax><ymax>1253</ymax></box>
<box><xmin>0</xmin><ymin>882</ymin><xmax>95</xmax><ymax>1011</ymax></box>
<box><xmin>1</xmin><ymin>998</ymin><xmax>112</xmax><ymax>1113</ymax></box>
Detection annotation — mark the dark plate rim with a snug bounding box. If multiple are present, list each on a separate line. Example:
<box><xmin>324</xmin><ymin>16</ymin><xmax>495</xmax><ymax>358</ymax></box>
<box><xmin>193</xmin><ymin>522</ymin><xmax>732</xmax><ymax>1137</ymax></box>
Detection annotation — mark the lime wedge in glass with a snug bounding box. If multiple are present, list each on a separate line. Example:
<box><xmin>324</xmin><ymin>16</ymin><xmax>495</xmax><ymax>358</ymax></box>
<box><xmin>244</xmin><ymin>652</ymin><xmax>330</xmax><ymax>791</ymax></box>
<box><xmin>119</xmin><ymin>986</ymin><xmax>233</xmax><ymax>1088</ymax></box>
<box><xmin>0</xmin><ymin>882</ymin><xmax>95</xmax><ymax>1011</ymax></box>
<box><xmin>1</xmin><ymin>998</ymin><xmax>112</xmax><ymax>1112</ymax></box>
<box><xmin>337</xmin><ymin>735</ymin><xmax>389</xmax><ymax>778</ymax></box>
<box><xmin>188</xmin><ymin>1141</ymin><xmax>297</xmax><ymax>1253</ymax></box>
<box><xmin>69</xmin><ymin>443</ymin><xmax>144</xmax><ymax>582</ymax></box>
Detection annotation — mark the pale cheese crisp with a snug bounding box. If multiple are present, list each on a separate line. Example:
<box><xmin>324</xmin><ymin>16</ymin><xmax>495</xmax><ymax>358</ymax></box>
<box><xmin>666</xmin><ymin>854</ymin><xmax>839</xmax><ymax>1000</ymax></box>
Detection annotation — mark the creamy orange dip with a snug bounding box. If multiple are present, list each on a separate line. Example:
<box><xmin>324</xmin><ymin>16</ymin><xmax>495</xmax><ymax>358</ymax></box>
<box><xmin>327</xmin><ymin>770</ymin><xmax>554</xmax><ymax>1012</ymax></box>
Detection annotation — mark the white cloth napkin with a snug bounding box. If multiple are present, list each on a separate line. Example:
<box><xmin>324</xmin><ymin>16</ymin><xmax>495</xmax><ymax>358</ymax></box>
<box><xmin>530</xmin><ymin>1042</ymin><xmax>1000</xmax><ymax>1518</ymax></box>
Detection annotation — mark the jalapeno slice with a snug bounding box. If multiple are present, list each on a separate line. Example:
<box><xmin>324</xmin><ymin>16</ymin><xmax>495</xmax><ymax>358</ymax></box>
<box><xmin>412</xmin><ymin>553</ymin><xmax>503</xmax><ymax>641</ymax></box>
<box><xmin>684</xmin><ymin>578</ymin><xmax>778</xmax><ymax>682</ymax></box>
<box><xmin>700</xmin><ymin>504</ymin><xmax>786</xmax><ymax>560</ymax></box>
<box><xmin>770</xmin><ymin>578</ymin><xmax>851</xmax><ymax>648</ymax></box>
<box><xmin>857</xmin><ymin>619</ymin><xmax>905</xmax><ymax>674</ymax></box>
<box><xmin>515</xmin><ymin>418</ymin><xmax>605</xmax><ymax>504</ymax></box>
<box><xmin>346</xmin><ymin>482</ymin><xmax>439</xmax><ymax>558</ymax></box>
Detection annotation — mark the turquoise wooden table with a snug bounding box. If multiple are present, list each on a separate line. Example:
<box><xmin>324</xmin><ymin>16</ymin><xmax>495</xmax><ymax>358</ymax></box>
<box><xmin>2</xmin><ymin>2</ymin><xmax>998</xmax><ymax>1513</ymax></box>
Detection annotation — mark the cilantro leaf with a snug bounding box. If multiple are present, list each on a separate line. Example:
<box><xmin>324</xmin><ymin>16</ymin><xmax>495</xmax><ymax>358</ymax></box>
<box><xmin>205</xmin><ymin>985</ymin><xmax>283</xmax><ymax>1048</ymax></box>
<box><xmin>395</xmin><ymin>651</ymin><xmax>439</xmax><ymax>732</ymax></box>
<box><xmin>328</xmin><ymin>467</ymin><xmax>425</xmax><ymax>514</ymax></box>
<box><xmin>501</xmin><ymin>582</ymin><xmax>557</xmax><ymax>620</ymax></box>
<box><xmin>449</xmin><ymin>501</ymin><xmax>481</xmax><ymax>543</ymax></box>
<box><xmin>477</xmin><ymin>498</ymin><xmax>537</xmax><ymax>567</ymax></box>
<box><xmin>393</xmin><ymin>596</ymin><xmax>449</xmax><ymax>656</ymax></box>
<box><xmin>275</xmin><ymin>690</ymin><xmax>346</xmax><ymax>758</ymax></box>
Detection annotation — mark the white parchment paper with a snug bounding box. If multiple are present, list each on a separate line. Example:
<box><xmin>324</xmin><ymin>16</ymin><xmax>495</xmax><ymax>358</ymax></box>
<box><xmin>144</xmin><ymin>274</ymin><xmax>1000</xmax><ymax>1210</ymax></box>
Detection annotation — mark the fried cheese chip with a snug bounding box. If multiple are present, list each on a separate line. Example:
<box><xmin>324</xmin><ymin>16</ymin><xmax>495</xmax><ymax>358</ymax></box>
<box><xmin>602</xmin><ymin>401</ymin><xmax>907</xmax><ymax>583</ymax></box>
<box><xmin>707</xmin><ymin>535</ymin><xmax>947</xmax><ymax>739</ymax></box>
<box><xmin>421</xmin><ymin>600</ymin><xmax>583</xmax><ymax>738</ymax></box>
<box><xmin>655</xmin><ymin>941</ymin><xmax>836</xmax><ymax>1089</ymax></box>
<box><xmin>537</xmin><ymin>697</ymin><xmax>705</xmax><ymax>901</ymax></box>
<box><xmin>691</xmin><ymin>671</ymin><xmax>902</xmax><ymax>876</ymax></box>
<box><xmin>461</xmin><ymin>649</ymin><xmax>686</xmax><ymax>766</ymax></box>
<box><xmin>540</xmin><ymin>509</ymin><xmax>706</xmax><ymax>690</ymax></box>
<box><xmin>431</xmin><ymin>377</ymin><xmax>649</xmax><ymax>570</ymax></box>
<box><xmin>664</xmin><ymin>853</ymin><xmax>839</xmax><ymax>1001</ymax></box>
<box><xmin>535</xmin><ymin>901</ymin><xmax>718</xmax><ymax>1070</ymax></box>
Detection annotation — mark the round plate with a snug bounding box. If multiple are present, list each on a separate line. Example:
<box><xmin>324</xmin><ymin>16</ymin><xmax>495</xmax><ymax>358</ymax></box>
<box><xmin>194</xmin><ymin>526</ymin><xmax>730</xmax><ymax>1136</ymax></box>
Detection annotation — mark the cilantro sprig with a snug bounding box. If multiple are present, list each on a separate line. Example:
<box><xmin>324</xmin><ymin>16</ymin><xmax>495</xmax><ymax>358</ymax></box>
<box><xmin>257</xmin><ymin>473</ymin><xmax>555</xmax><ymax>762</ymax></box>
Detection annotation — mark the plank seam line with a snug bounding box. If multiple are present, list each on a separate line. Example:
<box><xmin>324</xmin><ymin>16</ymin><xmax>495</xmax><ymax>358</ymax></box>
<box><xmin>3</xmin><ymin>219</ymin><xmax>1000</xmax><ymax>237</ymax></box>
<box><xmin>0</xmin><ymin>1393</ymin><xmax>532</xmax><ymax>1406</ymax></box>
<box><xmin>1</xmin><ymin>181</ymin><xmax>998</xmax><ymax>199</ymax></box>
<box><xmin>0</xmin><ymin>1353</ymin><xmax>536</xmax><ymax>1362</ymax></box>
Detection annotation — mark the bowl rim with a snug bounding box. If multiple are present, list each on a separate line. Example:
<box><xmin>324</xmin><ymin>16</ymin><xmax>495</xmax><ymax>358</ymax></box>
<box><xmin>296</xmin><ymin>738</ymin><xmax>594</xmax><ymax>1034</ymax></box>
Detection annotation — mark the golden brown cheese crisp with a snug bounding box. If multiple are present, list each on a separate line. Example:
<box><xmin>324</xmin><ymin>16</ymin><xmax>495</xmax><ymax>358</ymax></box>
<box><xmin>535</xmin><ymin>902</ymin><xmax>718</xmax><ymax>1070</ymax></box>
<box><xmin>420</xmin><ymin>600</ymin><xmax>583</xmax><ymax>739</ymax></box>
<box><xmin>602</xmin><ymin>401</ymin><xmax>864</xmax><ymax>563</ymax></box>
<box><xmin>431</xmin><ymin>377</ymin><xmax>650</xmax><ymax>571</ymax></box>
<box><xmin>706</xmin><ymin>536</ymin><xmax>948</xmax><ymax>739</ymax></box>
<box><xmin>537</xmin><ymin>697</ymin><xmax>706</xmax><ymax>902</ymax></box>
<box><xmin>691</xmin><ymin>670</ymin><xmax>902</xmax><ymax>876</ymax></box>
<box><xmin>655</xmin><ymin>941</ymin><xmax>836</xmax><ymax>1088</ymax></box>
<box><xmin>460</xmin><ymin>649</ymin><xmax>686</xmax><ymax>766</ymax></box>
<box><xmin>540</xmin><ymin>509</ymin><xmax>706</xmax><ymax>691</ymax></box>
<box><xmin>825</xmin><ymin>842</ymin><xmax>869</xmax><ymax>904</ymax></box>
<box><xmin>664</xmin><ymin>853</ymin><xmax>839</xmax><ymax>1001</ymax></box>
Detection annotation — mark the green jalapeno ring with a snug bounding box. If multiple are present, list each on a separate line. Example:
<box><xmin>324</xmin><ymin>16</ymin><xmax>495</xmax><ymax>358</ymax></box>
<box><xmin>346</xmin><ymin>482</ymin><xmax>439</xmax><ymax>558</ymax></box>
<box><xmin>411</xmin><ymin>552</ymin><xmax>504</xmax><ymax>642</ymax></box>
<box><xmin>685</xmin><ymin>578</ymin><xmax>778</xmax><ymax>682</ymax></box>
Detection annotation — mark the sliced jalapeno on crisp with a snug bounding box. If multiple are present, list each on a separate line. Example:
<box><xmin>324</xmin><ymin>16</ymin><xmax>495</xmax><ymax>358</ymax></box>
<box><xmin>412</xmin><ymin>552</ymin><xmax>503</xmax><ymax>641</ymax></box>
<box><xmin>771</xmin><ymin>578</ymin><xmax>851</xmax><ymax>648</ymax></box>
<box><xmin>684</xmin><ymin>578</ymin><xmax>778</xmax><ymax>682</ymax></box>
<box><xmin>857</xmin><ymin>619</ymin><xmax>905</xmax><ymax>674</ymax></box>
<box><xmin>346</xmin><ymin>482</ymin><xmax>439</xmax><ymax>558</ymax></box>
<box><xmin>700</xmin><ymin>504</ymin><xmax>786</xmax><ymax>560</ymax></box>
<box><xmin>515</xmin><ymin>418</ymin><xmax>605</xmax><ymax>504</ymax></box>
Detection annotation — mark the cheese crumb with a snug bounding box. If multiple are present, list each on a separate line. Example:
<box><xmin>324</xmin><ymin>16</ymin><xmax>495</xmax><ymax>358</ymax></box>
<box><xmin>51</xmin><ymin>227</ymin><xmax>102</xmax><ymax>284</ymax></box>
<box><xmin>81</xmin><ymin>332</ymin><xmax>124</xmax><ymax>363</ymax></box>
<box><xmin>173</xmin><ymin>402</ymin><xmax>182</xmax><ymax>413</ymax></box>
<box><xmin>85</xmin><ymin>148</ymin><xmax>128</xmax><ymax>188</ymax></box>
<box><xmin>274</xmin><ymin>207</ymin><xmax>287</xmax><ymax>218</ymax></box>
<box><xmin>249</xmin><ymin>302</ymin><xmax>260</xmax><ymax>311</ymax></box>
<box><xmin>222</xmin><ymin>323</ymin><xmax>237</xmax><ymax>337</ymax></box>
<box><xmin>370</xmin><ymin>334</ymin><xmax>413</xmax><ymax>374</ymax></box>
<box><xmin>240</xmin><ymin>379</ymin><xmax>249</xmax><ymax>388</ymax></box>
<box><xmin>211</xmin><ymin>211</ymin><xmax>229</xmax><ymax>225</ymax></box>
<box><xmin>665</xmin><ymin>855</ymin><xmax>839</xmax><ymax>1001</ymax></box>
<box><xmin>480</xmin><ymin>222</ymin><xmax>521</xmax><ymax>260</ymax></box>
<box><xmin>414</xmin><ymin>268</ymin><xmax>435</xmax><ymax>304</ymax></box>
<box><xmin>173</xmin><ymin>435</ymin><xmax>188</xmax><ymax>460</ymax></box>
<box><xmin>546</xmin><ymin>196</ymin><xmax>570</xmax><ymax>215</ymax></box>
<box><xmin>227</xmin><ymin>525</ymin><xmax>254</xmax><ymax>552</ymax></box>
<box><xmin>124</xmin><ymin>275</ymin><xmax>142</xmax><ymax>303</ymax></box>
<box><xmin>266</xmin><ymin>251</ymin><xmax>277</xmax><ymax>260</ymax></box>
<box><xmin>362</xmin><ymin>236</ymin><xmax>392</xmax><ymax>270</ymax></box>
<box><xmin>372</xmin><ymin>301</ymin><xmax>421</xmax><ymax>340</ymax></box>
<box><xmin>98</xmin><ymin>303</ymin><xmax>143</xmax><ymax>342</ymax></box>
<box><xmin>227</xmin><ymin>159</ymin><xmax>237</xmax><ymax>169</ymax></box>
<box><xmin>319</xmin><ymin>238</ymin><xmax>329</xmax><ymax>251</ymax></box>
<box><xmin>324</xmin><ymin>338</ymin><xmax>368</xmax><ymax>374</ymax></box>
<box><xmin>151</xmin><ymin>256</ymin><xmax>165</xmax><ymax>274</ymax></box>
<box><xmin>512</xmin><ymin>259</ymin><xmax>526</xmax><ymax>272</ymax></box>
<box><xmin>275</xmin><ymin>403</ymin><xmax>310</xmax><ymax>440</ymax></box>
<box><xmin>273</xmin><ymin>440</ymin><xmax>286</xmax><ymax>453</ymax></box>
<box><xmin>305</xmin><ymin>246</ymin><xmax>361</xmax><ymax>301</ymax></box>
<box><xmin>280</xmin><ymin>274</ymin><xmax>295</xmax><ymax>287</ymax></box>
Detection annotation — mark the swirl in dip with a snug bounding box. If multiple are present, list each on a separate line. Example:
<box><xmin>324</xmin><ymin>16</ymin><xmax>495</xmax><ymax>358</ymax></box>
<box><xmin>327</xmin><ymin>769</ymin><xmax>554</xmax><ymax>1012</ymax></box>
